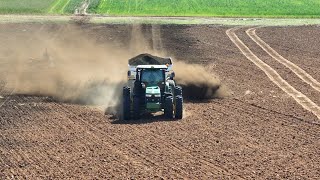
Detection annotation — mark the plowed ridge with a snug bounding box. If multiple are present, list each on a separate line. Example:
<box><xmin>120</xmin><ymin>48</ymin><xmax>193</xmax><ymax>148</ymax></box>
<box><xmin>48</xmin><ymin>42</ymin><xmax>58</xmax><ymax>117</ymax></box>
<box><xmin>226</xmin><ymin>27</ymin><xmax>320</xmax><ymax>120</ymax></box>
<box><xmin>247</xmin><ymin>28</ymin><xmax>320</xmax><ymax>93</ymax></box>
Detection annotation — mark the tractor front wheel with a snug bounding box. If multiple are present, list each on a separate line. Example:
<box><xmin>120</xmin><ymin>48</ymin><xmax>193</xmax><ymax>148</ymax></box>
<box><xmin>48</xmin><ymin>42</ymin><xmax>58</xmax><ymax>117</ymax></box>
<box><xmin>164</xmin><ymin>96</ymin><xmax>174</xmax><ymax>119</ymax></box>
<box><xmin>123</xmin><ymin>87</ymin><xmax>131</xmax><ymax>120</ymax></box>
<box><xmin>133</xmin><ymin>96</ymin><xmax>140</xmax><ymax>120</ymax></box>
<box><xmin>175</xmin><ymin>95</ymin><xmax>183</xmax><ymax>119</ymax></box>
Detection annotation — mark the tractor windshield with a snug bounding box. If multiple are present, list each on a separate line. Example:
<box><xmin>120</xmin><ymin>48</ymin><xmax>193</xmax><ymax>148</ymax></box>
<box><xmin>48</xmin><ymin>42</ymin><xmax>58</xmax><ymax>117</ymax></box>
<box><xmin>141</xmin><ymin>69</ymin><xmax>164</xmax><ymax>85</ymax></box>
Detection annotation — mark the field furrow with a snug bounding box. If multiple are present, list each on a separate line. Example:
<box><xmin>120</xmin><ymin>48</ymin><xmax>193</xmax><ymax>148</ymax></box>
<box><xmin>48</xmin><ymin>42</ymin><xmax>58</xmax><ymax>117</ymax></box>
<box><xmin>56</xmin><ymin>104</ymin><xmax>190</xmax><ymax>178</ymax></box>
<box><xmin>0</xmin><ymin>23</ymin><xmax>319</xmax><ymax>179</ymax></box>
<box><xmin>247</xmin><ymin>28</ymin><xmax>320</xmax><ymax>93</ymax></box>
<box><xmin>226</xmin><ymin>27</ymin><xmax>320</xmax><ymax>120</ymax></box>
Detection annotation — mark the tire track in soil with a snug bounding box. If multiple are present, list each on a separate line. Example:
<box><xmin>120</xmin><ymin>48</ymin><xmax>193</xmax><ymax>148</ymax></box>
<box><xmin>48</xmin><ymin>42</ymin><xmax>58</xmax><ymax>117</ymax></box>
<box><xmin>55</xmin><ymin>103</ymin><xmax>189</xmax><ymax>178</ymax></box>
<box><xmin>234</xmin><ymin>27</ymin><xmax>320</xmax><ymax>120</ymax></box>
<box><xmin>87</xmin><ymin>24</ymin><xmax>242</xmax><ymax>177</ymax></box>
<box><xmin>247</xmin><ymin>27</ymin><xmax>320</xmax><ymax>93</ymax></box>
<box><xmin>226</xmin><ymin>27</ymin><xmax>320</xmax><ymax>120</ymax></box>
<box><xmin>147</xmin><ymin>25</ymin><xmax>245</xmax><ymax>178</ymax></box>
<box><xmin>166</xmin><ymin>27</ymin><xmax>302</xmax><ymax>177</ymax></box>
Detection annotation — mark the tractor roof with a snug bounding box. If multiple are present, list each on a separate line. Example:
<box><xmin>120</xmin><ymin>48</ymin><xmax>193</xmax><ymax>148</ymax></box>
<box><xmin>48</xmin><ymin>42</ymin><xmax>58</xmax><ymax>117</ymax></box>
<box><xmin>137</xmin><ymin>65</ymin><xmax>168</xmax><ymax>69</ymax></box>
<box><xmin>128</xmin><ymin>53</ymin><xmax>172</xmax><ymax>66</ymax></box>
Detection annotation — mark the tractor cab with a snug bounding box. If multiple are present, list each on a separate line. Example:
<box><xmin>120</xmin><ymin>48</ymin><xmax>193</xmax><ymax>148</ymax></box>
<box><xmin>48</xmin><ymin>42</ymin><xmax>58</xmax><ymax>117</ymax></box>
<box><xmin>122</xmin><ymin>54</ymin><xmax>183</xmax><ymax>120</ymax></box>
<box><xmin>136</xmin><ymin>65</ymin><xmax>167</xmax><ymax>111</ymax></box>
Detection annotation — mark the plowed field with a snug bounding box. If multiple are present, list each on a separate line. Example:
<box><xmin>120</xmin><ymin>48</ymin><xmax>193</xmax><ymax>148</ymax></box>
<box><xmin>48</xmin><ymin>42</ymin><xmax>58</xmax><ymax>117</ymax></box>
<box><xmin>0</xmin><ymin>23</ymin><xmax>319</xmax><ymax>179</ymax></box>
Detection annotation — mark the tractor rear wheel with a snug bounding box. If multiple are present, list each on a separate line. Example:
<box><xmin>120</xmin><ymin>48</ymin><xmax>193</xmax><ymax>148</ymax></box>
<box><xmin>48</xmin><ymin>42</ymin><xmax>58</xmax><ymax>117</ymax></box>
<box><xmin>175</xmin><ymin>86</ymin><xmax>182</xmax><ymax>96</ymax></box>
<box><xmin>175</xmin><ymin>95</ymin><xmax>183</xmax><ymax>119</ymax></box>
<box><xmin>133</xmin><ymin>96</ymin><xmax>140</xmax><ymax>120</ymax></box>
<box><xmin>164</xmin><ymin>96</ymin><xmax>174</xmax><ymax>119</ymax></box>
<box><xmin>123</xmin><ymin>87</ymin><xmax>131</xmax><ymax>120</ymax></box>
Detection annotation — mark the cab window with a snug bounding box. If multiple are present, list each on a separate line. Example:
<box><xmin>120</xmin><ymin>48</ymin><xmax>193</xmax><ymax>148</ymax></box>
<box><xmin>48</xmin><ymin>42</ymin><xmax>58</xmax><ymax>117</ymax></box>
<box><xmin>141</xmin><ymin>69</ymin><xmax>164</xmax><ymax>84</ymax></box>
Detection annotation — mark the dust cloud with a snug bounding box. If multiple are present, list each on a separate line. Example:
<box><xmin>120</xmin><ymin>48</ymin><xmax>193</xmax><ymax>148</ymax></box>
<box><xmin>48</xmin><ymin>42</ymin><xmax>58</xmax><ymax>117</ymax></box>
<box><xmin>147</xmin><ymin>24</ymin><xmax>226</xmax><ymax>99</ymax></box>
<box><xmin>3</xmin><ymin>24</ymin><xmax>130</xmax><ymax>108</ymax></box>
<box><xmin>174</xmin><ymin>61</ymin><xmax>228</xmax><ymax>99</ymax></box>
<box><xmin>1</xmin><ymin>23</ymin><xmax>227</xmax><ymax>112</ymax></box>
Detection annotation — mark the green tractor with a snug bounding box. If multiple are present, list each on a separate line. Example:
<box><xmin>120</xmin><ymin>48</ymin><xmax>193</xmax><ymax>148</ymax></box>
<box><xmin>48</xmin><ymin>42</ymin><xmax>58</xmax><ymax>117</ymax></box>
<box><xmin>122</xmin><ymin>54</ymin><xmax>183</xmax><ymax>120</ymax></box>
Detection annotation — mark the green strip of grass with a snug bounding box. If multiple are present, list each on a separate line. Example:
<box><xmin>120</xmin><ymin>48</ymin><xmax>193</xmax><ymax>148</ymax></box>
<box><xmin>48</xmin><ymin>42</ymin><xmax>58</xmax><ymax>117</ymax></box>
<box><xmin>0</xmin><ymin>0</ymin><xmax>56</xmax><ymax>14</ymax></box>
<box><xmin>95</xmin><ymin>0</ymin><xmax>320</xmax><ymax>18</ymax></box>
<box><xmin>0</xmin><ymin>0</ymin><xmax>84</xmax><ymax>15</ymax></box>
<box><xmin>87</xmin><ymin>0</ymin><xmax>101</xmax><ymax>13</ymax></box>
<box><xmin>1</xmin><ymin>0</ymin><xmax>320</xmax><ymax>17</ymax></box>
<box><xmin>48</xmin><ymin>0</ymin><xmax>71</xmax><ymax>14</ymax></box>
<box><xmin>63</xmin><ymin>0</ymin><xmax>84</xmax><ymax>14</ymax></box>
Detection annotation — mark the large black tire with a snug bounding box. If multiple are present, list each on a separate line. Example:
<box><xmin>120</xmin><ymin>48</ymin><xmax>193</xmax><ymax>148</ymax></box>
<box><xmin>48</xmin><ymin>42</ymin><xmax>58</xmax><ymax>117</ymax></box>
<box><xmin>174</xmin><ymin>86</ymin><xmax>182</xmax><ymax>96</ymax></box>
<box><xmin>133</xmin><ymin>96</ymin><xmax>140</xmax><ymax>120</ymax></box>
<box><xmin>123</xmin><ymin>87</ymin><xmax>131</xmax><ymax>120</ymax></box>
<box><xmin>175</xmin><ymin>95</ymin><xmax>183</xmax><ymax>119</ymax></box>
<box><xmin>133</xmin><ymin>80</ymin><xmax>143</xmax><ymax>96</ymax></box>
<box><xmin>164</xmin><ymin>96</ymin><xmax>174</xmax><ymax>119</ymax></box>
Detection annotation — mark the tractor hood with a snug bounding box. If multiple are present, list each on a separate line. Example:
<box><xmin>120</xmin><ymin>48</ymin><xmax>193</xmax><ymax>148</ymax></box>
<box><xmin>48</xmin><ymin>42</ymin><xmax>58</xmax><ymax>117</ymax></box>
<box><xmin>145</xmin><ymin>86</ymin><xmax>162</xmax><ymax>111</ymax></box>
<box><xmin>146</xmin><ymin>86</ymin><xmax>161</xmax><ymax>96</ymax></box>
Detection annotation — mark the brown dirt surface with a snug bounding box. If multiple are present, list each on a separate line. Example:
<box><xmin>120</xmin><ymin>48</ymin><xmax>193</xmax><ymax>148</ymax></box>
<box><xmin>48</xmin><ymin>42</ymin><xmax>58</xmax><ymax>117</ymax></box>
<box><xmin>257</xmin><ymin>26</ymin><xmax>320</xmax><ymax>82</ymax></box>
<box><xmin>234</xmin><ymin>27</ymin><xmax>320</xmax><ymax>117</ymax></box>
<box><xmin>0</xmin><ymin>23</ymin><xmax>320</xmax><ymax>179</ymax></box>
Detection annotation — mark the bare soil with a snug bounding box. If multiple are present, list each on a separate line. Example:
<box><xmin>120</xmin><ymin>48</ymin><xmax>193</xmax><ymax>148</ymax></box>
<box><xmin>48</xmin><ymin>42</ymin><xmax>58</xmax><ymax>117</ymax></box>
<box><xmin>0</xmin><ymin>23</ymin><xmax>319</xmax><ymax>179</ymax></box>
